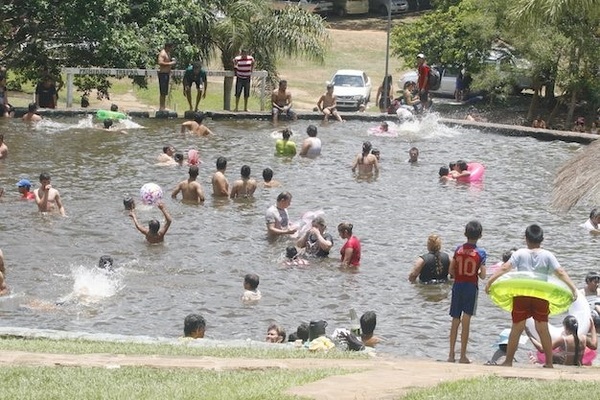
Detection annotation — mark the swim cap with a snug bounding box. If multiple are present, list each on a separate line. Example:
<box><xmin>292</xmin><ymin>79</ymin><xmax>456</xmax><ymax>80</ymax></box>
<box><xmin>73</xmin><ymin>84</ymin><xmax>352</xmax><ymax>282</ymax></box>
<box><xmin>17</xmin><ymin>179</ymin><xmax>32</xmax><ymax>188</ymax></box>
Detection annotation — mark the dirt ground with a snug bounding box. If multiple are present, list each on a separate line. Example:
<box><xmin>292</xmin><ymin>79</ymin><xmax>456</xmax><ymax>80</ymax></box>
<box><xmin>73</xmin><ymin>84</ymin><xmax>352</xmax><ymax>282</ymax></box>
<box><xmin>1</xmin><ymin>350</ymin><xmax>599</xmax><ymax>399</ymax></box>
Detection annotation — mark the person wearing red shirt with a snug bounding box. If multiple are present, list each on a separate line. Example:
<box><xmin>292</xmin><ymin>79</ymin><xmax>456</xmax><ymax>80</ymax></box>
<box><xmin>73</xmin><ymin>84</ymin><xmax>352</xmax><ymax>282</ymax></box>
<box><xmin>417</xmin><ymin>53</ymin><xmax>431</xmax><ymax>110</ymax></box>
<box><xmin>448</xmin><ymin>220</ymin><xmax>487</xmax><ymax>364</ymax></box>
<box><xmin>338</xmin><ymin>222</ymin><xmax>361</xmax><ymax>267</ymax></box>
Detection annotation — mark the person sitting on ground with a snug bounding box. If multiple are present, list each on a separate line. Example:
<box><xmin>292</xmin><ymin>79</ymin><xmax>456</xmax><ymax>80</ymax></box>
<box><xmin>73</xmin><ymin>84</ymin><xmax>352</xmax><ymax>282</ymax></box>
<box><xmin>527</xmin><ymin>315</ymin><xmax>596</xmax><ymax>366</ymax></box>
<box><xmin>16</xmin><ymin>179</ymin><xmax>35</xmax><ymax>200</ymax></box>
<box><xmin>271</xmin><ymin>80</ymin><xmax>297</xmax><ymax>124</ymax></box>
<box><xmin>360</xmin><ymin>311</ymin><xmax>381</xmax><ymax>347</ymax></box>
<box><xmin>408</xmin><ymin>147</ymin><xmax>419</xmax><ymax>163</ymax></box>
<box><xmin>261</xmin><ymin>167</ymin><xmax>281</xmax><ymax>188</ymax></box>
<box><xmin>128</xmin><ymin>202</ymin><xmax>172</xmax><ymax>244</ymax></box>
<box><xmin>582</xmin><ymin>208</ymin><xmax>600</xmax><ymax>234</ymax></box>
<box><xmin>408</xmin><ymin>233</ymin><xmax>450</xmax><ymax>284</ymax></box>
<box><xmin>22</xmin><ymin>102</ymin><xmax>42</xmax><ymax>122</ymax></box>
<box><xmin>296</xmin><ymin>216</ymin><xmax>333</xmax><ymax>258</ymax></box>
<box><xmin>183</xmin><ymin>313</ymin><xmax>206</xmax><ymax>339</ymax></box>
<box><xmin>171</xmin><ymin>165</ymin><xmax>205</xmax><ymax>204</ymax></box>
<box><xmin>532</xmin><ymin>115</ymin><xmax>546</xmax><ymax>129</ymax></box>
<box><xmin>275</xmin><ymin>128</ymin><xmax>296</xmax><ymax>157</ymax></box>
<box><xmin>266</xmin><ymin>323</ymin><xmax>286</xmax><ymax>343</ymax></box>
<box><xmin>181</xmin><ymin>111</ymin><xmax>213</xmax><ymax>136</ymax></box>
<box><xmin>230</xmin><ymin>165</ymin><xmax>258</xmax><ymax>199</ymax></box>
<box><xmin>241</xmin><ymin>273</ymin><xmax>262</xmax><ymax>302</ymax></box>
<box><xmin>299</xmin><ymin>125</ymin><xmax>322</xmax><ymax>157</ymax></box>
<box><xmin>283</xmin><ymin>246</ymin><xmax>309</xmax><ymax>267</ymax></box>
<box><xmin>97</xmin><ymin>255</ymin><xmax>114</xmax><ymax>272</ymax></box>
<box><xmin>157</xmin><ymin>145</ymin><xmax>176</xmax><ymax>164</ymax></box>
<box><xmin>316</xmin><ymin>84</ymin><xmax>343</xmax><ymax>123</ymax></box>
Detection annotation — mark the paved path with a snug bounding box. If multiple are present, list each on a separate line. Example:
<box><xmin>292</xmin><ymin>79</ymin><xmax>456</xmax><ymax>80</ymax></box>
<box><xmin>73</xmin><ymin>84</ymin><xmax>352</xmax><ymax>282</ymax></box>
<box><xmin>1</xmin><ymin>351</ymin><xmax>599</xmax><ymax>399</ymax></box>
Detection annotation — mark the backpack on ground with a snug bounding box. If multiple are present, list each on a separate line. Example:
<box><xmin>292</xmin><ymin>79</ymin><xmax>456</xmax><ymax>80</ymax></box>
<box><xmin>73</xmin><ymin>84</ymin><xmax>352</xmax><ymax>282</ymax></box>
<box><xmin>428</xmin><ymin>67</ymin><xmax>441</xmax><ymax>91</ymax></box>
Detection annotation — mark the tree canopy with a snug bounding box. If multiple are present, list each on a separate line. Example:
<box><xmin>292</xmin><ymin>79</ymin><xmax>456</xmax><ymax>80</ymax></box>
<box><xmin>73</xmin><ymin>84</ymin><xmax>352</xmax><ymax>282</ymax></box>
<box><xmin>391</xmin><ymin>0</ymin><xmax>600</xmax><ymax>124</ymax></box>
<box><xmin>0</xmin><ymin>0</ymin><xmax>329</xmax><ymax>107</ymax></box>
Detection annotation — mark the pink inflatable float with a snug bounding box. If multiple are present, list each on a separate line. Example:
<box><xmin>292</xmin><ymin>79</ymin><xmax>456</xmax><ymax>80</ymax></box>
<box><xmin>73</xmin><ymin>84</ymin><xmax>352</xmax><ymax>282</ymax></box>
<box><xmin>456</xmin><ymin>162</ymin><xmax>485</xmax><ymax>183</ymax></box>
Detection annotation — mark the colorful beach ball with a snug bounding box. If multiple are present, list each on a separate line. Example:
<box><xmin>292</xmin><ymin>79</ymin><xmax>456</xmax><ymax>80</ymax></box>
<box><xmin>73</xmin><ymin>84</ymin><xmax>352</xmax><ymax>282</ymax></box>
<box><xmin>139</xmin><ymin>183</ymin><xmax>163</xmax><ymax>205</ymax></box>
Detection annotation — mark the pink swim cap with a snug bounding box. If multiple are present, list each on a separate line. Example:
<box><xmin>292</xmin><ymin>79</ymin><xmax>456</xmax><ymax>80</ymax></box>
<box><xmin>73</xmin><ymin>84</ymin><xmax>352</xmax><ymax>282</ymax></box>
<box><xmin>188</xmin><ymin>149</ymin><xmax>200</xmax><ymax>165</ymax></box>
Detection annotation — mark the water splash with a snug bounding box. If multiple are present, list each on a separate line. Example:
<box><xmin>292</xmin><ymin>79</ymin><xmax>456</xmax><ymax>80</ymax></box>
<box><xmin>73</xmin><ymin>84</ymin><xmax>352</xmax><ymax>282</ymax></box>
<box><xmin>57</xmin><ymin>265</ymin><xmax>124</xmax><ymax>306</ymax></box>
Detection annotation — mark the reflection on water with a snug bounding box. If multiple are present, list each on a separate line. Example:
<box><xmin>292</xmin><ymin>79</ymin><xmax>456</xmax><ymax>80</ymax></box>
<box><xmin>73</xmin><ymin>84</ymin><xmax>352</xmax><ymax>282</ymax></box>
<box><xmin>0</xmin><ymin>113</ymin><xmax>594</xmax><ymax>361</ymax></box>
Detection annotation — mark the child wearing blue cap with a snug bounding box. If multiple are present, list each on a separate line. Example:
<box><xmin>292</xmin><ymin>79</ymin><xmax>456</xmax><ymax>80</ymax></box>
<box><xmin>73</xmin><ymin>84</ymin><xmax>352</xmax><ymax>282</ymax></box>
<box><xmin>17</xmin><ymin>179</ymin><xmax>35</xmax><ymax>200</ymax></box>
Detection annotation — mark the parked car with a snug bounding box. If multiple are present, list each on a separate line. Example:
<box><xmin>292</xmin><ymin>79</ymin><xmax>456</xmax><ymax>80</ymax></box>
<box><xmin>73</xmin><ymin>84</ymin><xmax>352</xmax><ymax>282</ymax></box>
<box><xmin>399</xmin><ymin>66</ymin><xmax>460</xmax><ymax>98</ymax></box>
<box><xmin>298</xmin><ymin>0</ymin><xmax>334</xmax><ymax>13</ymax></box>
<box><xmin>369</xmin><ymin>0</ymin><xmax>409</xmax><ymax>15</ymax></box>
<box><xmin>398</xmin><ymin>48</ymin><xmax>532</xmax><ymax>98</ymax></box>
<box><xmin>328</xmin><ymin>69</ymin><xmax>372</xmax><ymax>111</ymax></box>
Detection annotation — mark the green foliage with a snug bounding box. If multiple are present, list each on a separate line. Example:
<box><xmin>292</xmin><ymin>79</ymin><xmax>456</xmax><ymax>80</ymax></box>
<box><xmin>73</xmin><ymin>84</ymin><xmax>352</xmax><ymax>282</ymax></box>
<box><xmin>404</xmin><ymin>375</ymin><xmax>600</xmax><ymax>400</ymax></box>
<box><xmin>390</xmin><ymin>1</ymin><xmax>497</xmax><ymax>73</ymax></box>
<box><xmin>0</xmin><ymin>366</ymin><xmax>350</xmax><ymax>400</ymax></box>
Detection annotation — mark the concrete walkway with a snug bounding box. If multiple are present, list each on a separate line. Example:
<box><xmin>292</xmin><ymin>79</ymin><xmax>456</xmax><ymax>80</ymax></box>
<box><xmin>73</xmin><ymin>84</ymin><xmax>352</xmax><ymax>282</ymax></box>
<box><xmin>1</xmin><ymin>350</ymin><xmax>599</xmax><ymax>400</ymax></box>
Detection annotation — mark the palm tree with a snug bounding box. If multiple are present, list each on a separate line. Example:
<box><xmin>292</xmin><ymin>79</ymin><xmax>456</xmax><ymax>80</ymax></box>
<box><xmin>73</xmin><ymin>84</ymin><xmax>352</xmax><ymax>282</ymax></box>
<box><xmin>210</xmin><ymin>0</ymin><xmax>329</xmax><ymax>110</ymax></box>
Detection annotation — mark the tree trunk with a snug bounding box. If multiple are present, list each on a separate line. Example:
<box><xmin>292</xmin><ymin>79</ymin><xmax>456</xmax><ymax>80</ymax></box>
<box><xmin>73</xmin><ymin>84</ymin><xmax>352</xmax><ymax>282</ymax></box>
<box><xmin>527</xmin><ymin>79</ymin><xmax>541</xmax><ymax>122</ymax></box>
<box><xmin>223</xmin><ymin>76</ymin><xmax>233</xmax><ymax>111</ymax></box>
<box><xmin>566</xmin><ymin>89</ymin><xmax>577</xmax><ymax>128</ymax></box>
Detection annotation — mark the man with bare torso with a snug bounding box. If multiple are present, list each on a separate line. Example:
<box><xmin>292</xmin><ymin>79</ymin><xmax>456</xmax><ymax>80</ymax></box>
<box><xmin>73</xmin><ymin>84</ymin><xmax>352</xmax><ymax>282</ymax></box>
<box><xmin>0</xmin><ymin>134</ymin><xmax>7</xmax><ymax>159</ymax></box>
<box><xmin>171</xmin><ymin>166</ymin><xmax>205</xmax><ymax>204</ymax></box>
<box><xmin>157</xmin><ymin>42</ymin><xmax>176</xmax><ymax>111</ymax></box>
<box><xmin>180</xmin><ymin>112</ymin><xmax>213</xmax><ymax>136</ymax></box>
<box><xmin>34</xmin><ymin>172</ymin><xmax>66</xmax><ymax>216</ymax></box>
<box><xmin>317</xmin><ymin>84</ymin><xmax>343</xmax><ymax>123</ymax></box>
<box><xmin>211</xmin><ymin>156</ymin><xmax>230</xmax><ymax>197</ymax></box>
<box><xmin>230</xmin><ymin>165</ymin><xmax>258</xmax><ymax>199</ymax></box>
<box><xmin>271</xmin><ymin>80</ymin><xmax>297</xmax><ymax>124</ymax></box>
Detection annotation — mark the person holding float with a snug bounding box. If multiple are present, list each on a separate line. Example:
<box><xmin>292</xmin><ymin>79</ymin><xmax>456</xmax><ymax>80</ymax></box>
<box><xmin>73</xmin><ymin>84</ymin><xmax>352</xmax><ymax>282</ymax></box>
<box><xmin>485</xmin><ymin>224</ymin><xmax>579</xmax><ymax>368</ymax></box>
<box><xmin>451</xmin><ymin>159</ymin><xmax>485</xmax><ymax>183</ymax></box>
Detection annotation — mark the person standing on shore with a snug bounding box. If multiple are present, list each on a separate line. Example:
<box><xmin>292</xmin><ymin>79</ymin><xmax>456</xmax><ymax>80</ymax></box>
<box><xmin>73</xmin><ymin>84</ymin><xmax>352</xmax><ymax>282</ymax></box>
<box><xmin>157</xmin><ymin>42</ymin><xmax>176</xmax><ymax>111</ymax></box>
<box><xmin>233</xmin><ymin>49</ymin><xmax>254</xmax><ymax>112</ymax></box>
<box><xmin>417</xmin><ymin>53</ymin><xmax>431</xmax><ymax>110</ymax></box>
<box><xmin>183</xmin><ymin>61</ymin><xmax>207</xmax><ymax>112</ymax></box>
<box><xmin>448</xmin><ymin>220</ymin><xmax>486</xmax><ymax>364</ymax></box>
<box><xmin>485</xmin><ymin>224</ymin><xmax>579</xmax><ymax>368</ymax></box>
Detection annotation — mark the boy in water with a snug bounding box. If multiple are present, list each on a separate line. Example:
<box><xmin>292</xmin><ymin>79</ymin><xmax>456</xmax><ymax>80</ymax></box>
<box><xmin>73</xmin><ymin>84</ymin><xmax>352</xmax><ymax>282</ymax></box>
<box><xmin>241</xmin><ymin>273</ymin><xmax>262</xmax><ymax>302</ymax></box>
<box><xmin>485</xmin><ymin>224</ymin><xmax>578</xmax><ymax>368</ymax></box>
<box><xmin>128</xmin><ymin>202</ymin><xmax>172</xmax><ymax>244</ymax></box>
<box><xmin>183</xmin><ymin>313</ymin><xmax>206</xmax><ymax>339</ymax></box>
<box><xmin>34</xmin><ymin>172</ymin><xmax>66</xmax><ymax>216</ymax></box>
<box><xmin>448</xmin><ymin>220</ymin><xmax>487</xmax><ymax>363</ymax></box>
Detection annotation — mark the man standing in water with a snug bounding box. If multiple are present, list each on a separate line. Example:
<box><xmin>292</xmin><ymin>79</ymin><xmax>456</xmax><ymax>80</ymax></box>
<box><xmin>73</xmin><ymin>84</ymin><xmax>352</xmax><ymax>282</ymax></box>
<box><xmin>34</xmin><ymin>172</ymin><xmax>66</xmax><ymax>216</ymax></box>
<box><xmin>265</xmin><ymin>191</ymin><xmax>297</xmax><ymax>238</ymax></box>
<box><xmin>171</xmin><ymin>166</ymin><xmax>205</xmax><ymax>204</ymax></box>
<box><xmin>230</xmin><ymin>165</ymin><xmax>258</xmax><ymax>199</ymax></box>
<box><xmin>211</xmin><ymin>156</ymin><xmax>230</xmax><ymax>197</ymax></box>
<box><xmin>157</xmin><ymin>41</ymin><xmax>176</xmax><ymax>111</ymax></box>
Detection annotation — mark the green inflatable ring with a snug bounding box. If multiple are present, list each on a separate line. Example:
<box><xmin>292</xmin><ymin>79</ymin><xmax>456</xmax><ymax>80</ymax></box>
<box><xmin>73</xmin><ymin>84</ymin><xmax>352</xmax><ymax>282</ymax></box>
<box><xmin>488</xmin><ymin>271</ymin><xmax>573</xmax><ymax>315</ymax></box>
<box><xmin>96</xmin><ymin>110</ymin><xmax>127</xmax><ymax>120</ymax></box>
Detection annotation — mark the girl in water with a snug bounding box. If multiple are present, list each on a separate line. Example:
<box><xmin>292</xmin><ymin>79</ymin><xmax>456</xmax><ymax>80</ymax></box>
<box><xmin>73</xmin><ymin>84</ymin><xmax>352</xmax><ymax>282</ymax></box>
<box><xmin>527</xmin><ymin>315</ymin><xmax>596</xmax><ymax>366</ymax></box>
<box><xmin>338</xmin><ymin>222</ymin><xmax>361</xmax><ymax>268</ymax></box>
<box><xmin>351</xmin><ymin>141</ymin><xmax>379</xmax><ymax>176</ymax></box>
<box><xmin>408</xmin><ymin>234</ymin><xmax>450</xmax><ymax>284</ymax></box>
<box><xmin>283</xmin><ymin>246</ymin><xmax>309</xmax><ymax>267</ymax></box>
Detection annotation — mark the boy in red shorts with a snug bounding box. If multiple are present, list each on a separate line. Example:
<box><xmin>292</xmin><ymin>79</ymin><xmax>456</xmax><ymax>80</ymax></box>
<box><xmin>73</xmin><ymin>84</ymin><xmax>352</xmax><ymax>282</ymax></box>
<box><xmin>485</xmin><ymin>224</ymin><xmax>578</xmax><ymax>368</ymax></box>
<box><xmin>448</xmin><ymin>220</ymin><xmax>487</xmax><ymax>363</ymax></box>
